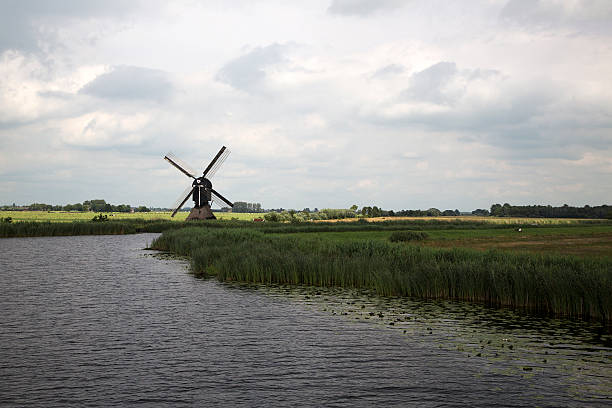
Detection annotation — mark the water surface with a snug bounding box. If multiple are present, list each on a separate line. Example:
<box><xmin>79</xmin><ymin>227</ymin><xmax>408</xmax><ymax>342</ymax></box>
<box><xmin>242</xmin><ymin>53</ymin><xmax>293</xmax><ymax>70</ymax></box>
<box><xmin>0</xmin><ymin>234</ymin><xmax>609</xmax><ymax>407</ymax></box>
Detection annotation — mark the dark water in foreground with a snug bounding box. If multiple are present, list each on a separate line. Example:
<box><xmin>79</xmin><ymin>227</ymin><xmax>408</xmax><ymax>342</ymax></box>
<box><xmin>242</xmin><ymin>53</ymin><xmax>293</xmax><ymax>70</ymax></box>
<box><xmin>0</xmin><ymin>234</ymin><xmax>609</xmax><ymax>407</ymax></box>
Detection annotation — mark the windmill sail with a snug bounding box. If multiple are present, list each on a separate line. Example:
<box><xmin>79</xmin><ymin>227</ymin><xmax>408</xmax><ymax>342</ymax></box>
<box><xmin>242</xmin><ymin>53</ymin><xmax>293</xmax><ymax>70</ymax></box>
<box><xmin>202</xmin><ymin>146</ymin><xmax>230</xmax><ymax>179</ymax></box>
<box><xmin>211</xmin><ymin>188</ymin><xmax>233</xmax><ymax>207</ymax></box>
<box><xmin>164</xmin><ymin>152</ymin><xmax>197</xmax><ymax>179</ymax></box>
<box><xmin>171</xmin><ymin>185</ymin><xmax>194</xmax><ymax>217</ymax></box>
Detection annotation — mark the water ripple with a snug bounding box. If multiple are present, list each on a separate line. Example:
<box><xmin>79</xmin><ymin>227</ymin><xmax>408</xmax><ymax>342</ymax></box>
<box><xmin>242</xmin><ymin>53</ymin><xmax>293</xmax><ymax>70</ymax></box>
<box><xmin>0</xmin><ymin>234</ymin><xmax>609</xmax><ymax>407</ymax></box>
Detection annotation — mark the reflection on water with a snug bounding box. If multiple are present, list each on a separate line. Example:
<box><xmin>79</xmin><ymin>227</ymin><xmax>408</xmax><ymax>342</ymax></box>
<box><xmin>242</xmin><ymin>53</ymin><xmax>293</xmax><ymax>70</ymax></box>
<box><xmin>0</xmin><ymin>234</ymin><xmax>610</xmax><ymax>407</ymax></box>
<box><xmin>226</xmin><ymin>283</ymin><xmax>612</xmax><ymax>402</ymax></box>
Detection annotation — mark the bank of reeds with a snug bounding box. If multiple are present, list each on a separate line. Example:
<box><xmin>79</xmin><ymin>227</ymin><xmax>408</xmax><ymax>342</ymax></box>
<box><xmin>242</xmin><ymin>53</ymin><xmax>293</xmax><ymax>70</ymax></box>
<box><xmin>0</xmin><ymin>219</ymin><xmax>186</xmax><ymax>237</ymax></box>
<box><xmin>151</xmin><ymin>227</ymin><xmax>612</xmax><ymax>322</ymax></box>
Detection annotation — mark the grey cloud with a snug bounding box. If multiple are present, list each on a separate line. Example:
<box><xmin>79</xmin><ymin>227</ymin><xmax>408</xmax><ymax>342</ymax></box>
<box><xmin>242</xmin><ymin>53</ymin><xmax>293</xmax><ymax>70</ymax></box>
<box><xmin>371</xmin><ymin>63</ymin><xmax>405</xmax><ymax>79</ymax></box>
<box><xmin>328</xmin><ymin>0</ymin><xmax>405</xmax><ymax>17</ymax></box>
<box><xmin>0</xmin><ymin>0</ymin><xmax>143</xmax><ymax>52</ymax></box>
<box><xmin>401</xmin><ymin>62</ymin><xmax>458</xmax><ymax>105</ymax></box>
<box><xmin>363</xmin><ymin>62</ymin><xmax>612</xmax><ymax>159</ymax></box>
<box><xmin>500</xmin><ymin>0</ymin><xmax>612</xmax><ymax>33</ymax></box>
<box><xmin>79</xmin><ymin>66</ymin><xmax>173</xmax><ymax>102</ymax></box>
<box><xmin>216</xmin><ymin>43</ymin><xmax>287</xmax><ymax>92</ymax></box>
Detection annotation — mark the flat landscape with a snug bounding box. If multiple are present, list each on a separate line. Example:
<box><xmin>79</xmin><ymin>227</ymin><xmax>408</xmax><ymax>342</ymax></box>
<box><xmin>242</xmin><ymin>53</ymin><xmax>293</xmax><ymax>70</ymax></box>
<box><xmin>286</xmin><ymin>225</ymin><xmax>612</xmax><ymax>257</ymax></box>
<box><xmin>0</xmin><ymin>210</ymin><xmax>262</xmax><ymax>222</ymax></box>
<box><xmin>2</xmin><ymin>210</ymin><xmax>611</xmax><ymax>258</ymax></box>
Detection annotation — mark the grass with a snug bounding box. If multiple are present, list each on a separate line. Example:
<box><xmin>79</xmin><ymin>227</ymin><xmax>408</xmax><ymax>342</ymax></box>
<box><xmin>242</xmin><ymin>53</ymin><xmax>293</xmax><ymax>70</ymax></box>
<box><xmin>2</xmin><ymin>212</ymin><xmax>612</xmax><ymax>255</ymax></box>
<box><xmin>0</xmin><ymin>210</ymin><xmax>264</xmax><ymax>222</ymax></box>
<box><xmin>0</xmin><ymin>219</ymin><xmax>189</xmax><ymax>237</ymax></box>
<box><xmin>389</xmin><ymin>231</ymin><xmax>429</xmax><ymax>242</ymax></box>
<box><xmin>151</xmin><ymin>227</ymin><xmax>612</xmax><ymax>323</ymax></box>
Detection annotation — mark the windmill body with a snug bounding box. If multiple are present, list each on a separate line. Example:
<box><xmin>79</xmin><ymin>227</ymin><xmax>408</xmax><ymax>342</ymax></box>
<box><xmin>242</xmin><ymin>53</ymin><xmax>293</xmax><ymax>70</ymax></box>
<box><xmin>164</xmin><ymin>146</ymin><xmax>234</xmax><ymax>220</ymax></box>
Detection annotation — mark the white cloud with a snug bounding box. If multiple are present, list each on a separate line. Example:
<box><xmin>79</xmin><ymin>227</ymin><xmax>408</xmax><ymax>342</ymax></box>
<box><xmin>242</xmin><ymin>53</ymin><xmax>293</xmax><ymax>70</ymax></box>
<box><xmin>327</xmin><ymin>0</ymin><xmax>406</xmax><ymax>17</ymax></box>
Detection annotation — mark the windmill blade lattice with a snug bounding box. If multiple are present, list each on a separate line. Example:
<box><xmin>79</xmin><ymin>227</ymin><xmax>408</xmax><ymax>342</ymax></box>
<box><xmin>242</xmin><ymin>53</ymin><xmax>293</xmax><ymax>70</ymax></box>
<box><xmin>202</xmin><ymin>146</ymin><xmax>230</xmax><ymax>180</ymax></box>
<box><xmin>211</xmin><ymin>188</ymin><xmax>234</xmax><ymax>208</ymax></box>
<box><xmin>171</xmin><ymin>185</ymin><xmax>194</xmax><ymax>217</ymax></box>
<box><xmin>164</xmin><ymin>152</ymin><xmax>197</xmax><ymax>179</ymax></box>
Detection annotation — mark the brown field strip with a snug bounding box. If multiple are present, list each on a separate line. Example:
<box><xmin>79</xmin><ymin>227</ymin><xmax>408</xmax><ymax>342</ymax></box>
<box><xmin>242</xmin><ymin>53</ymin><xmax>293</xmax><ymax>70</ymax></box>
<box><xmin>424</xmin><ymin>233</ymin><xmax>612</xmax><ymax>257</ymax></box>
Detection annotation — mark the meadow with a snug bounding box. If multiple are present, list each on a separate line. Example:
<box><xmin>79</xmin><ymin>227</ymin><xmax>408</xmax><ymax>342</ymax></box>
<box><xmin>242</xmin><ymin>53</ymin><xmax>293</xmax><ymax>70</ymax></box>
<box><xmin>0</xmin><ymin>210</ymin><xmax>263</xmax><ymax>222</ymax></box>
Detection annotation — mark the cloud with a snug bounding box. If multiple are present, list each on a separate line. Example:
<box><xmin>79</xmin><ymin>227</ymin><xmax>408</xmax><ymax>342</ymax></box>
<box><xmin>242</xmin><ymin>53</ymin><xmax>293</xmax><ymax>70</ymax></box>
<box><xmin>361</xmin><ymin>60</ymin><xmax>612</xmax><ymax>163</ymax></box>
<box><xmin>500</xmin><ymin>0</ymin><xmax>612</xmax><ymax>33</ymax></box>
<box><xmin>371</xmin><ymin>63</ymin><xmax>405</xmax><ymax>79</ymax></box>
<box><xmin>401</xmin><ymin>61</ymin><xmax>458</xmax><ymax>105</ymax></box>
<box><xmin>79</xmin><ymin>66</ymin><xmax>173</xmax><ymax>102</ymax></box>
<box><xmin>0</xmin><ymin>0</ymin><xmax>143</xmax><ymax>53</ymax></box>
<box><xmin>215</xmin><ymin>43</ymin><xmax>289</xmax><ymax>92</ymax></box>
<box><xmin>60</xmin><ymin>111</ymin><xmax>151</xmax><ymax>148</ymax></box>
<box><xmin>327</xmin><ymin>0</ymin><xmax>406</xmax><ymax>17</ymax></box>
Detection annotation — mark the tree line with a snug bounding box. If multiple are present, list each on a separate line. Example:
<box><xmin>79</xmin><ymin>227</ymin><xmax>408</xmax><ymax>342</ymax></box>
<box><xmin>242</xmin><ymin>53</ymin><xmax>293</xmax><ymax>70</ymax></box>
<box><xmin>489</xmin><ymin>203</ymin><xmax>611</xmax><ymax>219</ymax></box>
<box><xmin>2</xmin><ymin>199</ymin><xmax>150</xmax><ymax>213</ymax></box>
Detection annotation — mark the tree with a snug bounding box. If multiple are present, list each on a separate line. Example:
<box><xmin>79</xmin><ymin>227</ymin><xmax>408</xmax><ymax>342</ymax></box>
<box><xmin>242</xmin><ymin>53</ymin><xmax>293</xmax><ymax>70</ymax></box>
<box><xmin>472</xmin><ymin>208</ymin><xmax>490</xmax><ymax>216</ymax></box>
<box><xmin>490</xmin><ymin>204</ymin><xmax>502</xmax><ymax>217</ymax></box>
<box><xmin>427</xmin><ymin>208</ymin><xmax>441</xmax><ymax>216</ymax></box>
<box><xmin>233</xmin><ymin>201</ymin><xmax>248</xmax><ymax>213</ymax></box>
<box><xmin>264</xmin><ymin>212</ymin><xmax>280</xmax><ymax>222</ymax></box>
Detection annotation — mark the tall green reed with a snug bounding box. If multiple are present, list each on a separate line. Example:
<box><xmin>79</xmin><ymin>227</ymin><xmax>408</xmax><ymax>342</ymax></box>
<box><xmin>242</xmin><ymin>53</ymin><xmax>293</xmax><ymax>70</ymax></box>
<box><xmin>151</xmin><ymin>227</ymin><xmax>611</xmax><ymax>322</ymax></box>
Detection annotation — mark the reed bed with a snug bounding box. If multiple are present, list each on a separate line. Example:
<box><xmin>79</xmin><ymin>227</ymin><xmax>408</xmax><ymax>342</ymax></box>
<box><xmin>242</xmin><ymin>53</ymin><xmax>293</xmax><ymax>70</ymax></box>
<box><xmin>0</xmin><ymin>219</ymin><xmax>186</xmax><ymax>237</ymax></box>
<box><xmin>151</xmin><ymin>227</ymin><xmax>612</xmax><ymax>322</ymax></box>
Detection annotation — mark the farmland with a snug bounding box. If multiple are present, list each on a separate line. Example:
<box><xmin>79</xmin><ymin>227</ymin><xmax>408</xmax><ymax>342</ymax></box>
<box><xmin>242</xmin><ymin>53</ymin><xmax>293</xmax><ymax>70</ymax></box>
<box><xmin>0</xmin><ymin>210</ymin><xmax>263</xmax><ymax>222</ymax></box>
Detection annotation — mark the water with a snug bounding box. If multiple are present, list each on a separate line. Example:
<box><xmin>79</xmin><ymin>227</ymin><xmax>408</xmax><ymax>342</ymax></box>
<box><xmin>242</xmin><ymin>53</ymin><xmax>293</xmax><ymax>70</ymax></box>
<box><xmin>0</xmin><ymin>234</ymin><xmax>610</xmax><ymax>407</ymax></box>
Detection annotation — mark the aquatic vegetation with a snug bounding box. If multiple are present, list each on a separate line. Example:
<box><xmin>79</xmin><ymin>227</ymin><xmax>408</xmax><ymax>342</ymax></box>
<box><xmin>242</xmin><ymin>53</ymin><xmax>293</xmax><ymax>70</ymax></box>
<box><xmin>389</xmin><ymin>231</ymin><xmax>429</xmax><ymax>242</ymax></box>
<box><xmin>0</xmin><ymin>219</ymin><xmax>188</xmax><ymax>237</ymax></box>
<box><xmin>151</xmin><ymin>227</ymin><xmax>612</xmax><ymax>323</ymax></box>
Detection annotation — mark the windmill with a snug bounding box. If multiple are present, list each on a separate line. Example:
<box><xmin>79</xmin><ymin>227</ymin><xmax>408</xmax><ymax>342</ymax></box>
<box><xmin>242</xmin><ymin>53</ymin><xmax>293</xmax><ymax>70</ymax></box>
<box><xmin>164</xmin><ymin>146</ymin><xmax>234</xmax><ymax>220</ymax></box>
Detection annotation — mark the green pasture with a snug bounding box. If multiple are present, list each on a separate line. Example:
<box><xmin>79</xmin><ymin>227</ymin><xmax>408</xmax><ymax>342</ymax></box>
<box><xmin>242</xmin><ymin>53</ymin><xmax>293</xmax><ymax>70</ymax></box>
<box><xmin>281</xmin><ymin>225</ymin><xmax>612</xmax><ymax>241</ymax></box>
<box><xmin>0</xmin><ymin>210</ymin><xmax>263</xmax><ymax>222</ymax></box>
<box><xmin>2</xmin><ymin>211</ymin><xmax>611</xmax><ymax>257</ymax></box>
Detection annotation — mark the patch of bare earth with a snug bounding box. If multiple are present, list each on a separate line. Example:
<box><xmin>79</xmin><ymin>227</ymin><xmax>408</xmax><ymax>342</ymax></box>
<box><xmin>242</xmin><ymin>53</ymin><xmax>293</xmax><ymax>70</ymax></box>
<box><xmin>426</xmin><ymin>235</ymin><xmax>612</xmax><ymax>257</ymax></box>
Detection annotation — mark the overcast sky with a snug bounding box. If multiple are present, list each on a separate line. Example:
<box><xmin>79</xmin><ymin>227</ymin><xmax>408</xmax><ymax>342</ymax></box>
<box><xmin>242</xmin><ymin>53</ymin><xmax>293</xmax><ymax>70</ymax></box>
<box><xmin>1</xmin><ymin>0</ymin><xmax>611</xmax><ymax>211</ymax></box>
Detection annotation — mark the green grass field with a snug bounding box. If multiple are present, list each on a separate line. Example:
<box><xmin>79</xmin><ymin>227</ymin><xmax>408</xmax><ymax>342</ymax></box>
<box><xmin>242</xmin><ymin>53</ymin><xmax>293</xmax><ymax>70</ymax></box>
<box><xmin>2</xmin><ymin>211</ymin><xmax>611</xmax><ymax>257</ymax></box>
<box><xmin>0</xmin><ymin>210</ymin><xmax>264</xmax><ymax>222</ymax></box>
<box><xmin>279</xmin><ymin>225</ymin><xmax>612</xmax><ymax>256</ymax></box>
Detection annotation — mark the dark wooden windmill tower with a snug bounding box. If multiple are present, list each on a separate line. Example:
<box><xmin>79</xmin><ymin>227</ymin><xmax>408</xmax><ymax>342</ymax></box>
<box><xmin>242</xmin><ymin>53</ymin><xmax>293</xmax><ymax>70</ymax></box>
<box><xmin>164</xmin><ymin>146</ymin><xmax>234</xmax><ymax>220</ymax></box>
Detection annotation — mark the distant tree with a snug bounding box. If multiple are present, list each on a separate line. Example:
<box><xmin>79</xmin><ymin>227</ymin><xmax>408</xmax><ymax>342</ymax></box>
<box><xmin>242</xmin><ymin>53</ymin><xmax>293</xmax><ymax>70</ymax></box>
<box><xmin>472</xmin><ymin>209</ymin><xmax>490</xmax><ymax>216</ymax></box>
<box><xmin>135</xmin><ymin>206</ymin><xmax>150</xmax><ymax>212</ymax></box>
<box><xmin>427</xmin><ymin>208</ymin><xmax>441</xmax><ymax>216</ymax></box>
<box><xmin>233</xmin><ymin>201</ymin><xmax>248</xmax><ymax>213</ymax></box>
<box><xmin>490</xmin><ymin>204</ymin><xmax>503</xmax><ymax>217</ymax></box>
<box><xmin>264</xmin><ymin>212</ymin><xmax>280</xmax><ymax>222</ymax></box>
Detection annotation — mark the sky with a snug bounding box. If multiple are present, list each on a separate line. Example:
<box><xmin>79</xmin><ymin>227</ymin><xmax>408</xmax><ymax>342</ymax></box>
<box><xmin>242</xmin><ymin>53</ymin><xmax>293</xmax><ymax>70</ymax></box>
<box><xmin>0</xmin><ymin>0</ymin><xmax>611</xmax><ymax>211</ymax></box>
